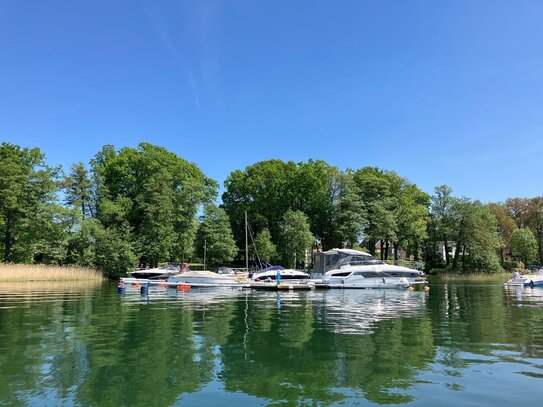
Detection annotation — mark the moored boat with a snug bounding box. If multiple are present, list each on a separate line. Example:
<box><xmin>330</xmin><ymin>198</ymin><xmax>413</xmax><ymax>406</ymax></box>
<box><xmin>313</xmin><ymin>248</ymin><xmax>426</xmax><ymax>289</ymax></box>
<box><xmin>504</xmin><ymin>271</ymin><xmax>543</xmax><ymax>288</ymax></box>
<box><xmin>167</xmin><ymin>270</ymin><xmax>245</xmax><ymax>287</ymax></box>
<box><xmin>251</xmin><ymin>265</ymin><xmax>310</xmax><ymax>282</ymax></box>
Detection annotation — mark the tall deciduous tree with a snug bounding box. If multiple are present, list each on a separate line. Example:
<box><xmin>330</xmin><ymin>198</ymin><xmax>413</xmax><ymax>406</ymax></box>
<box><xmin>335</xmin><ymin>171</ymin><xmax>367</xmax><ymax>249</ymax></box>
<box><xmin>429</xmin><ymin>185</ymin><xmax>457</xmax><ymax>266</ymax></box>
<box><xmin>254</xmin><ymin>229</ymin><xmax>277</xmax><ymax>265</ymax></box>
<box><xmin>0</xmin><ymin>142</ymin><xmax>58</xmax><ymax>262</ymax></box>
<box><xmin>487</xmin><ymin>203</ymin><xmax>517</xmax><ymax>265</ymax></box>
<box><xmin>352</xmin><ymin>167</ymin><xmax>398</xmax><ymax>258</ymax></box>
<box><xmin>510</xmin><ymin>228</ymin><xmax>538</xmax><ymax>266</ymax></box>
<box><xmin>394</xmin><ymin>185</ymin><xmax>429</xmax><ymax>261</ymax></box>
<box><xmin>195</xmin><ymin>204</ymin><xmax>238</xmax><ymax>268</ymax></box>
<box><xmin>280</xmin><ymin>210</ymin><xmax>314</xmax><ymax>268</ymax></box>
<box><xmin>64</xmin><ymin>162</ymin><xmax>94</xmax><ymax>219</ymax></box>
<box><xmin>91</xmin><ymin>143</ymin><xmax>217</xmax><ymax>268</ymax></box>
<box><xmin>525</xmin><ymin>197</ymin><xmax>543</xmax><ymax>265</ymax></box>
<box><xmin>450</xmin><ymin>199</ymin><xmax>501</xmax><ymax>273</ymax></box>
<box><xmin>222</xmin><ymin>159</ymin><xmax>340</xmax><ymax>253</ymax></box>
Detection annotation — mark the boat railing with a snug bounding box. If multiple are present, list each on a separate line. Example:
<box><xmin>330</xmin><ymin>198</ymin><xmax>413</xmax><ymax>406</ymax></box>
<box><xmin>381</xmin><ymin>259</ymin><xmax>425</xmax><ymax>270</ymax></box>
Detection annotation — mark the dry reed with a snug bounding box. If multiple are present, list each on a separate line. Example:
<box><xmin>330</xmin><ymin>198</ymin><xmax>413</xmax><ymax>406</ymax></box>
<box><xmin>0</xmin><ymin>264</ymin><xmax>104</xmax><ymax>282</ymax></box>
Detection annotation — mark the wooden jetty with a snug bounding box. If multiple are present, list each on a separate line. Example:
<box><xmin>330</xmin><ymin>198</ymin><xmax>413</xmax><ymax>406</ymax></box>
<box><xmin>249</xmin><ymin>282</ymin><xmax>314</xmax><ymax>291</ymax></box>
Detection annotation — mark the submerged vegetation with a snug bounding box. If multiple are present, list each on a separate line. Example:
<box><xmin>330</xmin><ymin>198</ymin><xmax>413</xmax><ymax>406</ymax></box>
<box><xmin>0</xmin><ymin>141</ymin><xmax>542</xmax><ymax>278</ymax></box>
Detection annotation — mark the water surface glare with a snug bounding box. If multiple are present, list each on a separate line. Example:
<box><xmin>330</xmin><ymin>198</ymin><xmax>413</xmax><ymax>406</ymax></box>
<box><xmin>1</xmin><ymin>282</ymin><xmax>543</xmax><ymax>406</ymax></box>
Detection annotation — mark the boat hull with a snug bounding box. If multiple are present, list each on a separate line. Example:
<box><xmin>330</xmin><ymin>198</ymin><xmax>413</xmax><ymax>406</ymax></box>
<box><xmin>504</xmin><ymin>275</ymin><xmax>543</xmax><ymax>288</ymax></box>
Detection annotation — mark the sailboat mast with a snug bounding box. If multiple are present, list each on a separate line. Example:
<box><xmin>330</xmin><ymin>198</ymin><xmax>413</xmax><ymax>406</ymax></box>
<box><xmin>245</xmin><ymin>211</ymin><xmax>249</xmax><ymax>273</ymax></box>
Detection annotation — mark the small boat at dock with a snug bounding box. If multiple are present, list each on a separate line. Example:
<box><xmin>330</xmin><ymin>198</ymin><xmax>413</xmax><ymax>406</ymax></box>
<box><xmin>504</xmin><ymin>271</ymin><xmax>543</xmax><ymax>288</ymax></box>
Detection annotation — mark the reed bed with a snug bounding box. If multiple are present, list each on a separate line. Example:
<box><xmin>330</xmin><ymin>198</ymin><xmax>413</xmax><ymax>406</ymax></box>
<box><xmin>0</xmin><ymin>264</ymin><xmax>104</xmax><ymax>282</ymax></box>
<box><xmin>430</xmin><ymin>272</ymin><xmax>511</xmax><ymax>284</ymax></box>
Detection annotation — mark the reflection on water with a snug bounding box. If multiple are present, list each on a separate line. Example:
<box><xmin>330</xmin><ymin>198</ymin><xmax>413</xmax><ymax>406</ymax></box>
<box><xmin>1</xmin><ymin>283</ymin><xmax>543</xmax><ymax>406</ymax></box>
<box><xmin>309</xmin><ymin>289</ymin><xmax>428</xmax><ymax>334</ymax></box>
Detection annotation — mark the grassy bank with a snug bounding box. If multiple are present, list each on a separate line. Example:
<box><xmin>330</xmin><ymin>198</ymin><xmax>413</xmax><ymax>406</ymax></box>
<box><xmin>429</xmin><ymin>272</ymin><xmax>511</xmax><ymax>284</ymax></box>
<box><xmin>0</xmin><ymin>264</ymin><xmax>104</xmax><ymax>282</ymax></box>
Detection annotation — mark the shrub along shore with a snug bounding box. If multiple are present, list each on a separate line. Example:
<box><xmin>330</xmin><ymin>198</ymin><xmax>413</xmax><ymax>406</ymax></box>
<box><xmin>0</xmin><ymin>264</ymin><xmax>104</xmax><ymax>282</ymax></box>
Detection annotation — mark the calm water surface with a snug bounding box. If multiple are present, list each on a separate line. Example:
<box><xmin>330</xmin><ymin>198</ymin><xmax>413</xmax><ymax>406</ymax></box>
<box><xmin>1</xmin><ymin>281</ymin><xmax>543</xmax><ymax>406</ymax></box>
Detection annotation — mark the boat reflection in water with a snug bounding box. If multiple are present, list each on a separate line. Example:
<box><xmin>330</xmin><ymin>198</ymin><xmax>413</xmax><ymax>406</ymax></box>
<box><xmin>120</xmin><ymin>284</ymin><xmax>428</xmax><ymax>336</ymax></box>
<box><xmin>504</xmin><ymin>284</ymin><xmax>543</xmax><ymax>307</ymax></box>
<box><xmin>308</xmin><ymin>288</ymin><xmax>429</xmax><ymax>334</ymax></box>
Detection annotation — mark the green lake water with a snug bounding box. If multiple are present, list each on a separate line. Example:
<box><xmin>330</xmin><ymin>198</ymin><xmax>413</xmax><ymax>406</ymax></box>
<box><xmin>1</xmin><ymin>282</ymin><xmax>543</xmax><ymax>406</ymax></box>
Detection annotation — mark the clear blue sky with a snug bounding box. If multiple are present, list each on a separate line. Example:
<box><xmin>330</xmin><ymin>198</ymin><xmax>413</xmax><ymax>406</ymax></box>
<box><xmin>1</xmin><ymin>0</ymin><xmax>542</xmax><ymax>202</ymax></box>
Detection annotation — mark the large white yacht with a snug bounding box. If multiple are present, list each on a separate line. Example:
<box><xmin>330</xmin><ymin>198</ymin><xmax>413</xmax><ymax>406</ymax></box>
<box><xmin>313</xmin><ymin>248</ymin><xmax>425</xmax><ymax>289</ymax></box>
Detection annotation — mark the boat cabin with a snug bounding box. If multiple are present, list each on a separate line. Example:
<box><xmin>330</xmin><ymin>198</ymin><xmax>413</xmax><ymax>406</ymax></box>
<box><xmin>313</xmin><ymin>248</ymin><xmax>380</xmax><ymax>274</ymax></box>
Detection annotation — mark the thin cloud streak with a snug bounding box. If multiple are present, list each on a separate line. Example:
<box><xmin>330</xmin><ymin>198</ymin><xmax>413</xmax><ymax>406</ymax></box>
<box><xmin>138</xmin><ymin>0</ymin><xmax>201</xmax><ymax>110</ymax></box>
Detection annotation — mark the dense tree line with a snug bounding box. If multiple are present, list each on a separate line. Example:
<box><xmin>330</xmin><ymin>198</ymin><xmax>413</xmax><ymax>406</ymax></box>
<box><xmin>1</xmin><ymin>141</ymin><xmax>542</xmax><ymax>276</ymax></box>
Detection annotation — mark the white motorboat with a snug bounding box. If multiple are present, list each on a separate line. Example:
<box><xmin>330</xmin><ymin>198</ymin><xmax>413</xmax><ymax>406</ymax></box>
<box><xmin>167</xmin><ymin>270</ymin><xmax>245</xmax><ymax>287</ymax></box>
<box><xmin>251</xmin><ymin>266</ymin><xmax>310</xmax><ymax>282</ymax></box>
<box><xmin>313</xmin><ymin>248</ymin><xmax>426</xmax><ymax>289</ymax></box>
<box><xmin>128</xmin><ymin>263</ymin><xmax>182</xmax><ymax>279</ymax></box>
<box><xmin>504</xmin><ymin>271</ymin><xmax>543</xmax><ymax>288</ymax></box>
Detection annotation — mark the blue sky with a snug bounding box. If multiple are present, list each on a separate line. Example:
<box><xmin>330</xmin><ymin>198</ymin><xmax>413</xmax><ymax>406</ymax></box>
<box><xmin>1</xmin><ymin>0</ymin><xmax>542</xmax><ymax>202</ymax></box>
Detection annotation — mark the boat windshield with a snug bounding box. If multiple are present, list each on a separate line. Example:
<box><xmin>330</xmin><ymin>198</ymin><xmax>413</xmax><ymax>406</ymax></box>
<box><xmin>338</xmin><ymin>253</ymin><xmax>382</xmax><ymax>267</ymax></box>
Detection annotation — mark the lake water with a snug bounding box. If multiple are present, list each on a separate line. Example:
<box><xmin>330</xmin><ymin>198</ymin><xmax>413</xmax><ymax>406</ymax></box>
<box><xmin>1</xmin><ymin>281</ymin><xmax>543</xmax><ymax>406</ymax></box>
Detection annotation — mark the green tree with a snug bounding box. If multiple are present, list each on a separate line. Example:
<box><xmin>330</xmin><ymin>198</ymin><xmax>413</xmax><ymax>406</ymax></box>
<box><xmin>65</xmin><ymin>218</ymin><xmax>102</xmax><ymax>267</ymax></box>
<box><xmin>487</xmin><ymin>203</ymin><xmax>517</xmax><ymax>265</ymax></box>
<box><xmin>429</xmin><ymin>185</ymin><xmax>457</xmax><ymax>267</ymax></box>
<box><xmin>525</xmin><ymin>197</ymin><xmax>543</xmax><ymax>265</ymax></box>
<box><xmin>0</xmin><ymin>142</ymin><xmax>59</xmax><ymax>263</ymax></box>
<box><xmin>63</xmin><ymin>162</ymin><xmax>94</xmax><ymax>219</ymax></box>
<box><xmin>280</xmin><ymin>210</ymin><xmax>314</xmax><ymax>268</ymax></box>
<box><xmin>335</xmin><ymin>171</ymin><xmax>367</xmax><ymax>249</ymax></box>
<box><xmin>222</xmin><ymin>159</ymin><xmax>341</xmax><ymax>255</ymax></box>
<box><xmin>90</xmin><ymin>143</ymin><xmax>217</xmax><ymax>268</ymax></box>
<box><xmin>510</xmin><ymin>228</ymin><xmax>538</xmax><ymax>266</ymax></box>
<box><xmin>195</xmin><ymin>204</ymin><xmax>238</xmax><ymax>268</ymax></box>
<box><xmin>451</xmin><ymin>200</ymin><xmax>501</xmax><ymax>273</ymax></box>
<box><xmin>222</xmin><ymin>160</ymin><xmax>300</xmax><ymax>252</ymax></box>
<box><xmin>254</xmin><ymin>229</ymin><xmax>277</xmax><ymax>264</ymax></box>
<box><xmin>352</xmin><ymin>167</ymin><xmax>398</xmax><ymax>258</ymax></box>
<box><xmin>292</xmin><ymin>160</ymin><xmax>340</xmax><ymax>250</ymax></box>
<box><xmin>32</xmin><ymin>204</ymin><xmax>80</xmax><ymax>265</ymax></box>
<box><xmin>94</xmin><ymin>223</ymin><xmax>137</xmax><ymax>279</ymax></box>
<box><xmin>394</xmin><ymin>184</ymin><xmax>429</xmax><ymax>261</ymax></box>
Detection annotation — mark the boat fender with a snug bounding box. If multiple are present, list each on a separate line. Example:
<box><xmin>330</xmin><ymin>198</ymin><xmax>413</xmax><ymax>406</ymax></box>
<box><xmin>530</xmin><ymin>280</ymin><xmax>535</xmax><ymax>288</ymax></box>
<box><xmin>117</xmin><ymin>281</ymin><xmax>126</xmax><ymax>294</ymax></box>
<box><xmin>424</xmin><ymin>286</ymin><xmax>430</xmax><ymax>292</ymax></box>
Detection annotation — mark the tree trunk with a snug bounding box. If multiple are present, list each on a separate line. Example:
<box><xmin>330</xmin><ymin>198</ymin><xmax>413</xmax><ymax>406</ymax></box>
<box><xmin>452</xmin><ymin>239</ymin><xmax>461</xmax><ymax>271</ymax></box>
<box><xmin>393</xmin><ymin>242</ymin><xmax>399</xmax><ymax>265</ymax></box>
<box><xmin>3</xmin><ymin>212</ymin><xmax>13</xmax><ymax>262</ymax></box>
<box><xmin>384</xmin><ymin>240</ymin><xmax>389</xmax><ymax>261</ymax></box>
<box><xmin>380</xmin><ymin>240</ymin><xmax>384</xmax><ymax>261</ymax></box>
<box><xmin>432</xmin><ymin>228</ymin><xmax>437</xmax><ymax>266</ymax></box>
<box><xmin>444</xmin><ymin>238</ymin><xmax>450</xmax><ymax>265</ymax></box>
<box><xmin>461</xmin><ymin>245</ymin><xmax>466</xmax><ymax>273</ymax></box>
<box><xmin>369</xmin><ymin>238</ymin><xmax>376</xmax><ymax>256</ymax></box>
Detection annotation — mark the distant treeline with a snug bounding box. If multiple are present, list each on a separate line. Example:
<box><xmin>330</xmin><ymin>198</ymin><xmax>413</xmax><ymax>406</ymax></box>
<box><xmin>1</xmin><ymin>141</ymin><xmax>541</xmax><ymax>277</ymax></box>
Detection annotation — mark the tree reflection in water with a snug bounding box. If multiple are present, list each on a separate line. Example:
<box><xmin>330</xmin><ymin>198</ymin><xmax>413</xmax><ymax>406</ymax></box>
<box><xmin>5</xmin><ymin>283</ymin><xmax>543</xmax><ymax>406</ymax></box>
